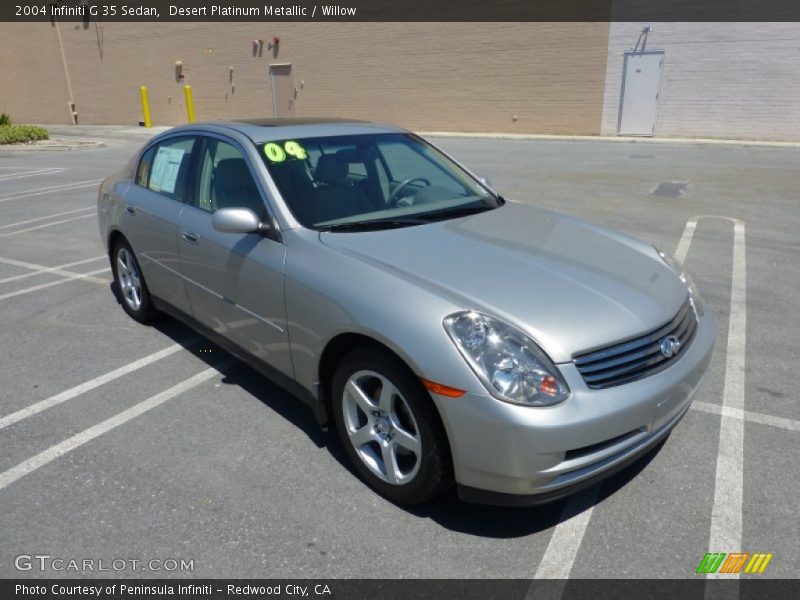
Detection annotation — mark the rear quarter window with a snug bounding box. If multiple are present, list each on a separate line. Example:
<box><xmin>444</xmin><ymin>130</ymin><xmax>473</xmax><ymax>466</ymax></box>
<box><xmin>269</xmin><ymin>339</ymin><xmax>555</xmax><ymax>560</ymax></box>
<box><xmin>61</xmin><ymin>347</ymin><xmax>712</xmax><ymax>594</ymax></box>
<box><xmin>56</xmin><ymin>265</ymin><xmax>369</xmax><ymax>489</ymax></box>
<box><xmin>135</xmin><ymin>147</ymin><xmax>154</xmax><ymax>187</ymax></box>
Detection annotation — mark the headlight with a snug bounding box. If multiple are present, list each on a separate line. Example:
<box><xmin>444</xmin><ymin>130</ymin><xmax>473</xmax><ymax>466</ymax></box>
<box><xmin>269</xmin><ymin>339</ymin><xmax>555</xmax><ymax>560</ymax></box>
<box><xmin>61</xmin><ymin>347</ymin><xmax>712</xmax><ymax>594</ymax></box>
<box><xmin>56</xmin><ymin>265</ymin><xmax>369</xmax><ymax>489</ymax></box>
<box><xmin>655</xmin><ymin>247</ymin><xmax>705</xmax><ymax>316</ymax></box>
<box><xmin>443</xmin><ymin>312</ymin><xmax>570</xmax><ymax>407</ymax></box>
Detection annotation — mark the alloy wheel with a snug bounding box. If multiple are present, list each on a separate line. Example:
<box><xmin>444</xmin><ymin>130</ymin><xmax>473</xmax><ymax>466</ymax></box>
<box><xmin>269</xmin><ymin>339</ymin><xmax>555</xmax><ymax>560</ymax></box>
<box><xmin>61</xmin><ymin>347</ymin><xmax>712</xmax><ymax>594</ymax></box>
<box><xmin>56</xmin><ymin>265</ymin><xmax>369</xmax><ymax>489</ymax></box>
<box><xmin>116</xmin><ymin>247</ymin><xmax>142</xmax><ymax>311</ymax></box>
<box><xmin>342</xmin><ymin>369</ymin><xmax>422</xmax><ymax>485</ymax></box>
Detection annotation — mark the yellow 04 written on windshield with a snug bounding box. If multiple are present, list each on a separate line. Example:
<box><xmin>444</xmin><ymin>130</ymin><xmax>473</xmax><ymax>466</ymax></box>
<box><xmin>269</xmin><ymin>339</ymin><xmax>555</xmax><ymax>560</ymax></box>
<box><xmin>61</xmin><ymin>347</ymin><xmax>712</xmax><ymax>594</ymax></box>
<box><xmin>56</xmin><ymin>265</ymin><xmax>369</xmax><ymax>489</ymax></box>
<box><xmin>263</xmin><ymin>141</ymin><xmax>308</xmax><ymax>163</ymax></box>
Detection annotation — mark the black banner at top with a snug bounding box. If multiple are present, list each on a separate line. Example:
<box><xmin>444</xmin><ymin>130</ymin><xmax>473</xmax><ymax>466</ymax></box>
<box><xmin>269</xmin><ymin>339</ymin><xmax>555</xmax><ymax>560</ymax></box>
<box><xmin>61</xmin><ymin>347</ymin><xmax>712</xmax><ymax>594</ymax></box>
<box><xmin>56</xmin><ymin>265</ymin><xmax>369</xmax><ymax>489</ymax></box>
<box><xmin>5</xmin><ymin>0</ymin><xmax>800</xmax><ymax>22</ymax></box>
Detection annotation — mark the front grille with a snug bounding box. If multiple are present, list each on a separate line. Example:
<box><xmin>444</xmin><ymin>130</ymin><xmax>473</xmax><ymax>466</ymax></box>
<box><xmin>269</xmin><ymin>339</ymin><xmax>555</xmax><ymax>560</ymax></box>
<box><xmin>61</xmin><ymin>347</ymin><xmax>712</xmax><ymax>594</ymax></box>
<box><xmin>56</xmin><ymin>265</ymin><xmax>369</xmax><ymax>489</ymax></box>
<box><xmin>574</xmin><ymin>299</ymin><xmax>698</xmax><ymax>389</ymax></box>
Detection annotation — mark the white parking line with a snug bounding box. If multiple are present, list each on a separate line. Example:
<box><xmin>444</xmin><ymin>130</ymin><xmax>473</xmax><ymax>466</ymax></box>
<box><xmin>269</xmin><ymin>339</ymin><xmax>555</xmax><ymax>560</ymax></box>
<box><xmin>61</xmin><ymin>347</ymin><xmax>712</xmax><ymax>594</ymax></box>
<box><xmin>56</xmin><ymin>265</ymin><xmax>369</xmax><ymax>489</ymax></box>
<box><xmin>0</xmin><ymin>256</ymin><xmax>105</xmax><ymax>285</ymax></box>
<box><xmin>707</xmin><ymin>219</ymin><xmax>746</xmax><ymax>584</ymax></box>
<box><xmin>0</xmin><ymin>180</ymin><xmax>98</xmax><ymax>199</ymax></box>
<box><xmin>531</xmin><ymin>215</ymin><xmax>752</xmax><ymax>580</ymax></box>
<box><xmin>0</xmin><ymin>342</ymin><xmax>191</xmax><ymax>430</ymax></box>
<box><xmin>0</xmin><ymin>206</ymin><xmax>94</xmax><ymax>229</ymax></box>
<box><xmin>530</xmin><ymin>216</ymin><xmax>738</xmax><ymax>582</ymax></box>
<box><xmin>0</xmin><ymin>214</ymin><xmax>95</xmax><ymax>238</ymax></box>
<box><xmin>0</xmin><ymin>362</ymin><xmax>232</xmax><ymax>492</ymax></box>
<box><xmin>0</xmin><ymin>168</ymin><xmax>64</xmax><ymax>182</ymax></box>
<box><xmin>674</xmin><ymin>220</ymin><xmax>696</xmax><ymax>264</ymax></box>
<box><xmin>0</xmin><ymin>255</ymin><xmax>108</xmax><ymax>285</ymax></box>
<box><xmin>692</xmin><ymin>402</ymin><xmax>799</xmax><ymax>433</ymax></box>
<box><xmin>0</xmin><ymin>267</ymin><xmax>110</xmax><ymax>301</ymax></box>
<box><xmin>0</xmin><ymin>180</ymin><xmax>101</xmax><ymax>203</ymax></box>
<box><xmin>533</xmin><ymin>488</ymin><xmax>598</xmax><ymax>581</ymax></box>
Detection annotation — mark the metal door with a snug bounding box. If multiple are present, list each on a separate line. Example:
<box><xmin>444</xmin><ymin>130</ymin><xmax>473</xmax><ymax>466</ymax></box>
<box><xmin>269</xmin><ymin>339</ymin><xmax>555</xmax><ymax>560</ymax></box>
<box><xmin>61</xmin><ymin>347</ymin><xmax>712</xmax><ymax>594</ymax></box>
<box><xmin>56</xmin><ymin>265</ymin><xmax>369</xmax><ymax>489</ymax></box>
<box><xmin>269</xmin><ymin>64</ymin><xmax>295</xmax><ymax>117</ymax></box>
<box><xmin>177</xmin><ymin>206</ymin><xmax>291</xmax><ymax>376</ymax></box>
<box><xmin>177</xmin><ymin>136</ymin><xmax>292</xmax><ymax>377</ymax></box>
<box><xmin>617</xmin><ymin>50</ymin><xmax>664</xmax><ymax>136</ymax></box>
<box><xmin>123</xmin><ymin>136</ymin><xmax>196</xmax><ymax>314</ymax></box>
<box><xmin>123</xmin><ymin>187</ymin><xmax>192</xmax><ymax>314</ymax></box>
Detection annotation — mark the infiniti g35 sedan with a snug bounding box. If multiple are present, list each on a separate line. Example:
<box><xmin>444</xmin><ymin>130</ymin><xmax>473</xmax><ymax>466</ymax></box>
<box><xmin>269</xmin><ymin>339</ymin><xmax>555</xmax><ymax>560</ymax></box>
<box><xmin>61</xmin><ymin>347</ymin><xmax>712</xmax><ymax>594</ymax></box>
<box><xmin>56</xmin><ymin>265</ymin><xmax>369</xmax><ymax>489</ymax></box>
<box><xmin>97</xmin><ymin>118</ymin><xmax>716</xmax><ymax>506</ymax></box>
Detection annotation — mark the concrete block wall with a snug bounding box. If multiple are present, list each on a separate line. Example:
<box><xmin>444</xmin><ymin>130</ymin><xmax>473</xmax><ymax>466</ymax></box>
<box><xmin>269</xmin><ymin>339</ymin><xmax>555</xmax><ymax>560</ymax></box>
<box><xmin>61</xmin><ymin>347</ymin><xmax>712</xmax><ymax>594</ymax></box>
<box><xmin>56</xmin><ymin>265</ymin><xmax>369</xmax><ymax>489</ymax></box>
<box><xmin>602</xmin><ymin>23</ymin><xmax>800</xmax><ymax>141</ymax></box>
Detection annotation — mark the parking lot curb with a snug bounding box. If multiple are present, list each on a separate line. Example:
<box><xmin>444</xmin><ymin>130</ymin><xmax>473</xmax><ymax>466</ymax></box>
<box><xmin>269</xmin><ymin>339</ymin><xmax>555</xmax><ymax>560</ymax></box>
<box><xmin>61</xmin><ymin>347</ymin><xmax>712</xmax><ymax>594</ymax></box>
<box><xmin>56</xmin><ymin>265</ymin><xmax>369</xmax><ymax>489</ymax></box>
<box><xmin>419</xmin><ymin>131</ymin><xmax>800</xmax><ymax>149</ymax></box>
<box><xmin>12</xmin><ymin>125</ymin><xmax>800</xmax><ymax>150</ymax></box>
<box><xmin>0</xmin><ymin>139</ymin><xmax>106</xmax><ymax>152</ymax></box>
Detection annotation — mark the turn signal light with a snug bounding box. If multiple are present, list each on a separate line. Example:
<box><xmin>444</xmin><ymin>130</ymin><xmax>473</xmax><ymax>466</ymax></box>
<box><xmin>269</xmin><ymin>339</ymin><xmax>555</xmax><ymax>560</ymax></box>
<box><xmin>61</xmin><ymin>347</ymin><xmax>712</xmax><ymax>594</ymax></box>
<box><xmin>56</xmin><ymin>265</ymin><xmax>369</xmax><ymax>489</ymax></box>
<box><xmin>421</xmin><ymin>378</ymin><xmax>465</xmax><ymax>398</ymax></box>
<box><xmin>539</xmin><ymin>375</ymin><xmax>559</xmax><ymax>396</ymax></box>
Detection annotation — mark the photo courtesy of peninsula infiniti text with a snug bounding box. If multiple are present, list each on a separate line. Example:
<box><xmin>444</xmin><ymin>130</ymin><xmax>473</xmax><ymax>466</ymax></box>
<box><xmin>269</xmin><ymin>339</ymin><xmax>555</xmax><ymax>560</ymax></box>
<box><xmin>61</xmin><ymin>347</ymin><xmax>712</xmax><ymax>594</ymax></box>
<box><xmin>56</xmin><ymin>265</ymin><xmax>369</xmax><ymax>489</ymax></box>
<box><xmin>97</xmin><ymin>118</ymin><xmax>716</xmax><ymax>506</ymax></box>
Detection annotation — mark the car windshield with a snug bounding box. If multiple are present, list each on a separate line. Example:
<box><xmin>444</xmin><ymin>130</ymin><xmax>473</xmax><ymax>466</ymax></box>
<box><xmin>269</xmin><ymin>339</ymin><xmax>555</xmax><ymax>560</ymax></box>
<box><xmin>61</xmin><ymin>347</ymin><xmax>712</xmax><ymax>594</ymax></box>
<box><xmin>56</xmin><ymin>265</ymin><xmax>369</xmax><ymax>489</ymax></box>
<box><xmin>257</xmin><ymin>133</ymin><xmax>501</xmax><ymax>231</ymax></box>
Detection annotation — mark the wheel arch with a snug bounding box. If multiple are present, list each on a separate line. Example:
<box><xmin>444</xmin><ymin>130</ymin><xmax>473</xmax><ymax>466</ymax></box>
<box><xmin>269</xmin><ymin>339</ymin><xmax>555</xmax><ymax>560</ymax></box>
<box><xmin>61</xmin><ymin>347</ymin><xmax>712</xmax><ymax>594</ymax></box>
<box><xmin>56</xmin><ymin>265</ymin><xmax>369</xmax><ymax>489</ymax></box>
<box><xmin>319</xmin><ymin>333</ymin><xmax>384</xmax><ymax>419</ymax></box>
<box><xmin>107</xmin><ymin>229</ymin><xmax>127</xmax><ymax>263</ymax></box>
<box><xmin>317</xmin><ymin>333</ymin><xmax>452</xmax><ymax>451</ymax></box>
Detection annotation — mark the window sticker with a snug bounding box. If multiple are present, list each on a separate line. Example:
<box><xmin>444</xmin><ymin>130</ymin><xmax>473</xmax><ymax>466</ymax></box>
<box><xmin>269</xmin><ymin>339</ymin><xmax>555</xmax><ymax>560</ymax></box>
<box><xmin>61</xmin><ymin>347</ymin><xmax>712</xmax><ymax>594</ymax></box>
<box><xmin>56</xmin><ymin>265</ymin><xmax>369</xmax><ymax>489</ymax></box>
<box><xmin>263</xmin><ymin>141</ymin><xmax>308</xmax><ymax>162</ymax></box>
<box><xmin>150</xmin><ymin>146</ymin><xmax>186</xmax><ymax>194</ymax></box>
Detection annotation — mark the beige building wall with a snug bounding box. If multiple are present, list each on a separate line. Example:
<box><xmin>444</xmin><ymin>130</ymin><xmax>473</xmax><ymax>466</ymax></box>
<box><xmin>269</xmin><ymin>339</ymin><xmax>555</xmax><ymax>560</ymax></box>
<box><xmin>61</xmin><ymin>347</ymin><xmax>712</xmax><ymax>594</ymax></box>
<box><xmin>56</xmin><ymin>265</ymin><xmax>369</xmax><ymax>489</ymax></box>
<box><xmin>602</xmin><ymin>22</ymin><xmax>800</xmax><ymax>141</ymax></box>
<box><xmin>0</xmin><ymin>22</ymin><xmax>610</xmax><ymax>135</ymax></box>
<box><xmin>0</xmin><ymin>23</ymin><xmax>74</xmax><ymax>124</ymax></box>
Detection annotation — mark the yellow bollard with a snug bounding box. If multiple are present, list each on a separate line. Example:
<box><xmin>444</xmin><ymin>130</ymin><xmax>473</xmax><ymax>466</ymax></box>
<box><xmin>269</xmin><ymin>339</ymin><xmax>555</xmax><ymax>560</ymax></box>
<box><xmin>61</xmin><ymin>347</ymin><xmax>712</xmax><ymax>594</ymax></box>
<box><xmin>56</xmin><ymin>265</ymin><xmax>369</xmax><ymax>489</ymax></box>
<box><xmin>183</xmin><ymin>85</ymin><xmax>195</xmax><ymax>123</ymax></box>
<box><xmin>139</xmin><ymin>86</ymin><xmax>152</xmax><ymax>128</ymax></box>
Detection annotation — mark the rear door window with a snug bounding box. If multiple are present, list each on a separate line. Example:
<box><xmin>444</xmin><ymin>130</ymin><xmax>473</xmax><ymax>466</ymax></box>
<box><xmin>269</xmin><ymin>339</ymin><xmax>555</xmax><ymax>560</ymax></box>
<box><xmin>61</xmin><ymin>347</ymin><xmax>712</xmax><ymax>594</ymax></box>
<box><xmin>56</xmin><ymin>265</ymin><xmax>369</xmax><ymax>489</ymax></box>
<box><xmin>145</xmin><ymin>137</ymin><xmax>196</xmax><ymax>202</ymax></box>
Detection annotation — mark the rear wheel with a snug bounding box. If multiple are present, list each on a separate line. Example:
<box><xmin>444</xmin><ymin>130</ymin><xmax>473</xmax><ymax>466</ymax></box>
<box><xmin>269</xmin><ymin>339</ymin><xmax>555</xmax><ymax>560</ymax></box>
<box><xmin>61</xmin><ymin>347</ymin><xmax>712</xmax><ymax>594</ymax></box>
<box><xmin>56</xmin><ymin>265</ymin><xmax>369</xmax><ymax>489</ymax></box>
<box><xmin>112</xmin><ymin>239</ymin><xmax>157</xmax><ymax>323</ymax></box>
<box><xmin>331</xmin><ymin>348</ymin><xmax>453</xmax><ymax>504</ymax></box>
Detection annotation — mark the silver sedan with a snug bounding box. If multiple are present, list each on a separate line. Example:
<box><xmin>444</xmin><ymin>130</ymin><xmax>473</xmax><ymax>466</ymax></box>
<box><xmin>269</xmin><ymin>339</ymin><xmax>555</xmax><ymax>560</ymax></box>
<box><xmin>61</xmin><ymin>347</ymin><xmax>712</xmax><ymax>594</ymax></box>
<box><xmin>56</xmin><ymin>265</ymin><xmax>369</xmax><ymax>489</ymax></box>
<box><xmin>97</xmin><ymin>118</ymin><xmax>716</xmax><ymax>506</ymax></box>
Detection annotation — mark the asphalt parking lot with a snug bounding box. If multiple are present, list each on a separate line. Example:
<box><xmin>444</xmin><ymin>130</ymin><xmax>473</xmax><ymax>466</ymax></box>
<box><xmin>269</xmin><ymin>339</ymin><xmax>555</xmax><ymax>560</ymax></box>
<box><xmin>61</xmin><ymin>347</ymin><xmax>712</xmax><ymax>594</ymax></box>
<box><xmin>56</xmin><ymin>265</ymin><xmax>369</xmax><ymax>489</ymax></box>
<box><xmin>0</xmin><ymin>129</ymin><xmax>797</xmax><ymax>580</ymax></box>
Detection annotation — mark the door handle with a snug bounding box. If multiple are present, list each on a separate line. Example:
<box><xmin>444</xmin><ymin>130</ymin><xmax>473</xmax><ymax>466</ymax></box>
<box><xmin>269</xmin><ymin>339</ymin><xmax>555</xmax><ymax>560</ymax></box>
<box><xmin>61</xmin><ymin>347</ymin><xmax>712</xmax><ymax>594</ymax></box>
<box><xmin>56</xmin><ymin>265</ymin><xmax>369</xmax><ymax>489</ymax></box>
<box><xmin>125</xmin><ymin>205</ymin><xmax>136</xmax><ymax>215</ymax></box>
<box><xmin>181</xmin><ymin>230</ymin><xmax>199</xmax><ymax>243</ymax></box>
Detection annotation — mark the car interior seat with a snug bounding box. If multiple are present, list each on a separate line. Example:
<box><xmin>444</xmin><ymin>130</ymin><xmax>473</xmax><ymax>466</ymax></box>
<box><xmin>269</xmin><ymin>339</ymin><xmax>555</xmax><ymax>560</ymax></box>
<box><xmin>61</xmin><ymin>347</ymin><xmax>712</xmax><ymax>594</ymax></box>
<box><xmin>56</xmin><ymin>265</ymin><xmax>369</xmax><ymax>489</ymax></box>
<box><xmin>309</xmin><ymin>154</ymin><xmax>373</xmax><ymax>224</ymax></box>
<box><xmin>212</xmin><ymin>158</ymin><xmax>264</xmax><ymax>216</ymax></box>
<box><xmin>170</xmin><ymin>152</ymin><xmax>193</xmax><ymax>202</ymax></box>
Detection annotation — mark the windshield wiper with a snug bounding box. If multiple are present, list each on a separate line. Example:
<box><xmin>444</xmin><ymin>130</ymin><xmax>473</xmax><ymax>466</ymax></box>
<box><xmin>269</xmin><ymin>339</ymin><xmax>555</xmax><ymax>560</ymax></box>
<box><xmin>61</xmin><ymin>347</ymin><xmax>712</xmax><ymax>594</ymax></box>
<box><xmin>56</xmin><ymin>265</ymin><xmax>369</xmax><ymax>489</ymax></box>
<box><xmin>416</xmin><ymin>203</ymin><xmax>496</xmax><ymax>222</ymax></box>
<box><xmin>317</xmin><ymin>217</ymin><xmax>429</xmax><ymax>232</ymax></box>
<box><xmin>316</xmin><ymin>201</ymin><xmax>502</xmax><ymax>232</ymax></box>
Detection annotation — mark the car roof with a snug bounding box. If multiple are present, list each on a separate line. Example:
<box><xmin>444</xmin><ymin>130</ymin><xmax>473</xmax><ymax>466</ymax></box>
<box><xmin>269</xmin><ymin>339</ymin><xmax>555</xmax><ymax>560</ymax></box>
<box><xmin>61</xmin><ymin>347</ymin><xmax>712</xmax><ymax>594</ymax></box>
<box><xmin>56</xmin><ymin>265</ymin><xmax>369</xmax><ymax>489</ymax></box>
<box><xmin>172</xmin><ymin>117</ymin><xmax>408</xmax><ymax>143</ymax></box>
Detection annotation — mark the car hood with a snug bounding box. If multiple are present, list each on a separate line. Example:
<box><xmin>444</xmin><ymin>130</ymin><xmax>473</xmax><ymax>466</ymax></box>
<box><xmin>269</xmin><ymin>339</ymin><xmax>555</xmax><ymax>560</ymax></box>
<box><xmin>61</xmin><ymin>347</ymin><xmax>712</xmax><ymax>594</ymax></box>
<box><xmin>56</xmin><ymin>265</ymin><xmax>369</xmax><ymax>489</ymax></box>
<box><xmin>319</xmin><ymin>201</ymin><xmax>688</xmax><ymax>363</ymax></box>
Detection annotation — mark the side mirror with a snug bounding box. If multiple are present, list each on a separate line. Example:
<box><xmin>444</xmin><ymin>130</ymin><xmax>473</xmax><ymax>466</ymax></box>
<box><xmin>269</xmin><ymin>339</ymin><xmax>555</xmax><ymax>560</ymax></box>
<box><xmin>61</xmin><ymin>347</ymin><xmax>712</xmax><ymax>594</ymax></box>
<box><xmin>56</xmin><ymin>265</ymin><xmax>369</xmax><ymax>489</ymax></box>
<box><xmin>212</xmin><ymin>208</ymin><xmax>264</xmax><ymax>234</ymax></box>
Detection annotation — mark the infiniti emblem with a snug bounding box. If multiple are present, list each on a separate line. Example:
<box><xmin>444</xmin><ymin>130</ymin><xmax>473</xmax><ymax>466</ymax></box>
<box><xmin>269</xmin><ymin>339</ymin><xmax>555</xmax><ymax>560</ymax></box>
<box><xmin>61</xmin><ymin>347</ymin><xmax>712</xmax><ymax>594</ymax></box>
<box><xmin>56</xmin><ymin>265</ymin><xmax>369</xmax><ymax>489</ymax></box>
<box><xmin>659</xmin><ymin>335</ymin><xmax>681</xmax><ymax>358</ymax></box>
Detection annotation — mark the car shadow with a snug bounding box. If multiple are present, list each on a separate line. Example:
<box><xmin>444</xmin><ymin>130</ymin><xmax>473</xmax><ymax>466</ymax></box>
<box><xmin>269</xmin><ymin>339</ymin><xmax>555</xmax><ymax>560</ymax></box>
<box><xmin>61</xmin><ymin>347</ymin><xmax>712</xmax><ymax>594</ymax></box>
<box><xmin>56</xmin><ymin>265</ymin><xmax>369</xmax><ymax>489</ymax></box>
<box><xmin>405</xmin><ymin>437</ymin><xmax>665</xmax><ymax>538</ymax></box>
<box><xmin>149</xmin><ymin>316</ymin><xmax>330</xmax><ymax>450</ymax></box>
<box><xmin>147</xmin><ymin>312</ymin><xmax>668</xmax><ymax>539</ymax></box>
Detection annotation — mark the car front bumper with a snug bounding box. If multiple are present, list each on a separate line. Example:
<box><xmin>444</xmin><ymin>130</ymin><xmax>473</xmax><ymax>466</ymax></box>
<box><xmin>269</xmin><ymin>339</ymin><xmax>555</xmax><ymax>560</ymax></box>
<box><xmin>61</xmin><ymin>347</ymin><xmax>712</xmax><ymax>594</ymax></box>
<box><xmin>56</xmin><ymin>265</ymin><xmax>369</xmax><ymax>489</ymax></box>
<box><xmin>433</xmin><ymin>310</ymin><xmax>716</xmax><ymax>505</ymax></box>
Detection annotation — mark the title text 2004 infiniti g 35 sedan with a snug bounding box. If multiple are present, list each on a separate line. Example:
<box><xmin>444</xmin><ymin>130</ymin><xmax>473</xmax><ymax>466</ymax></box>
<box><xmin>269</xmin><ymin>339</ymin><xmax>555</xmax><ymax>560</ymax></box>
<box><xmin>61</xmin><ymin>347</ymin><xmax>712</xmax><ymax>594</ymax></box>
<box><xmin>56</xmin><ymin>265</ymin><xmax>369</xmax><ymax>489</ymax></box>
<box><xmin>98</xmin><ymin>118</ymin><xmax>716</xmax><ymax>506</ymax></box>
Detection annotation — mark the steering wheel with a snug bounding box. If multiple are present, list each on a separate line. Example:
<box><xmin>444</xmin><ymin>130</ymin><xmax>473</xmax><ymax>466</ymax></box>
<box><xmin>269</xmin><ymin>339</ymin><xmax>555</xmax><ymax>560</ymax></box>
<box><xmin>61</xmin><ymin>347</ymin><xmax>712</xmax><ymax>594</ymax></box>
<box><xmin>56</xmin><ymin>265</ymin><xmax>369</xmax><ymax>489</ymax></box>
<box><xmin>387</xmin><ymin>177</ymin><xmax>431</xmax><ymax>207</ymax></box>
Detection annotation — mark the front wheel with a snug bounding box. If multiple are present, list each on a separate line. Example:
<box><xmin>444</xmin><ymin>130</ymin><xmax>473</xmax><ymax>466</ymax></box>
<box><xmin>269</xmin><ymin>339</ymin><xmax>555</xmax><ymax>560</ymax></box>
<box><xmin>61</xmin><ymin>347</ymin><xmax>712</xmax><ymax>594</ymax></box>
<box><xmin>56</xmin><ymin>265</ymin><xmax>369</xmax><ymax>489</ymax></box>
<box><xmin>331</xmin><ymin>348</ymin><xmax>453</xmax><ymax>504</ymax></box>
<box><xmin>112</xmin><ymin>238</ymin><xmax>157</xmax><ymax>323</ymax></box>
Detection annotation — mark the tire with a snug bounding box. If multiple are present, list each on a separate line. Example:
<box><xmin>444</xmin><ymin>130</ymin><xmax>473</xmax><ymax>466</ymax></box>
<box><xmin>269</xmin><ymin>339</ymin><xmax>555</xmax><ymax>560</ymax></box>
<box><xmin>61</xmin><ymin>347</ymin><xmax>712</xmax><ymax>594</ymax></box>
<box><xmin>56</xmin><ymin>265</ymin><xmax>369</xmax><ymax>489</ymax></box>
<box><xmin>112</xmin><ymin>238</ymin><xmax>157</xmax><ymax>324</ymax></box>
<box><xmin>331</xmin><ymin>347</ymin><xmax>453</xmax><ymax>505</ymax></box>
